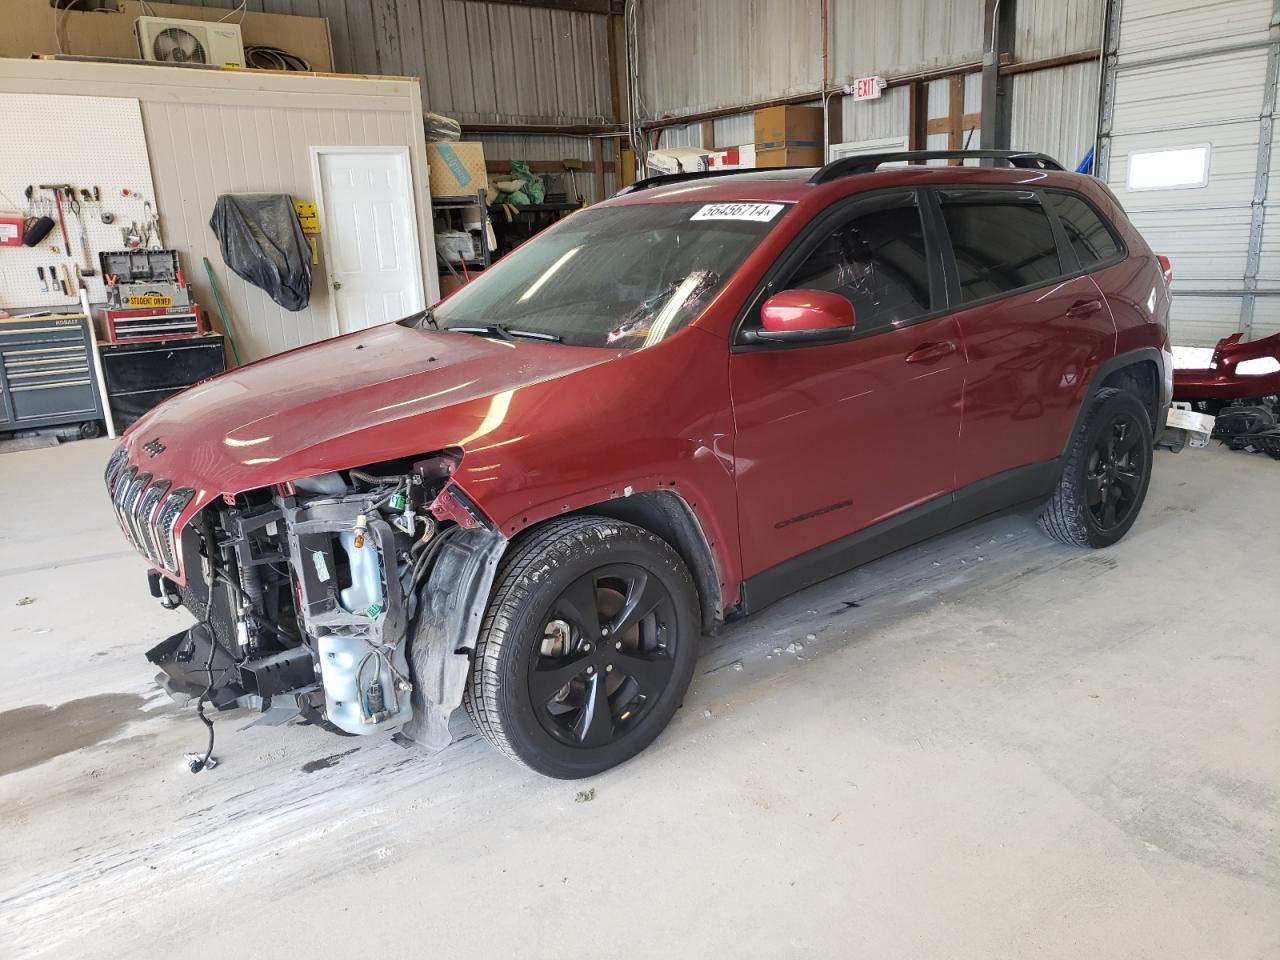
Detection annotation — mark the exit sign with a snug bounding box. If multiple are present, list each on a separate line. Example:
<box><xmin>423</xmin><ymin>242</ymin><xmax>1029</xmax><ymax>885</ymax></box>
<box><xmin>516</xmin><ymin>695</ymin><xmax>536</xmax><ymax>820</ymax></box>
<box><xmin>853</xmin><ymin>76</ymin><xmax>884</xmax><ymax>101</ymax></box>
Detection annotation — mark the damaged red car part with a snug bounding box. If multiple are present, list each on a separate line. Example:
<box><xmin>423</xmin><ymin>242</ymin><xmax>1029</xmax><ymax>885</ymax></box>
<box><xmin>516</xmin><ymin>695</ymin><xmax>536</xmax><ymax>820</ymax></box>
<box><xmin>1172</xmin><ymin>330</ymin><xmax>1280</xmax><ymax>402</ymax></box>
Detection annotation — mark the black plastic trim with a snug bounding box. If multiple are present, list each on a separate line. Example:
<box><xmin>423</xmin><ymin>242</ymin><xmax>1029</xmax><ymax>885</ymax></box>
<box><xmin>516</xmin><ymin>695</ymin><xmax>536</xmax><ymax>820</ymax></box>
<box><xmin>810</xmin><ymin>150</ymin><xmax>1063</xmax><ymax>184</ymax></box>
<box><xmin>737</xmin><ymin>460</ymin><xmax>1061</xmax><ymax>615</ymax></box>
<box><xmin>1064</xmin><ymin>346</ymin><xmax>1169</xmax><ymax>446</ymax></box>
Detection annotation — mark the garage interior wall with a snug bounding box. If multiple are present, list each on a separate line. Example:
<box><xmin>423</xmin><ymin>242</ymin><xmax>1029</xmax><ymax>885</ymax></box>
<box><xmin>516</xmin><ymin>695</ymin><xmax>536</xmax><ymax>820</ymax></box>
<box><xmin>1100</xmin><ymin>0</ymin><xmax>1280</xmax><ymax>347</ymax></box>
<box><xmin>182</xmin><ymin>0</ymin><xmax>619</xmax><ymax>200</ymax></box>
<box><xmin>0</xmin><ymin>57</ymin><xmax>434</xmax><ymax>363</ymax></box>
<box><xmin>635</xmin><ymin>0</ymin><xmax>1104</xmax><ymax>170</ymax></box>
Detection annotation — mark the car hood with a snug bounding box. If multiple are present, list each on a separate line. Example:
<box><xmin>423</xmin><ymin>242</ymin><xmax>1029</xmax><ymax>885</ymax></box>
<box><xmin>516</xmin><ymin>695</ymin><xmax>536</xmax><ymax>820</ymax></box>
<box><xmin>121</xmin><ymin>322</ymin><xmax>619</xmax><ymax>496</ymax></box>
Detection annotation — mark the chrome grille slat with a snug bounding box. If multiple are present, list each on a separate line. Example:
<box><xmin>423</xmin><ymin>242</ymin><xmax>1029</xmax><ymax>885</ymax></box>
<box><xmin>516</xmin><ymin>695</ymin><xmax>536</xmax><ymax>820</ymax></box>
<box><xmin>104</xmin><ymin>448</ymin><xmax>196</xmax><ymax>574</ymax></box>
<box><xmin>135</xmin><ymin>480</ymin><xmax>170</xmax><ymax>564</ymax></box>
<box><xmin>123</xmin><ymin>472</ymin><xmax>153</xmax><ymax>551</ymax></box>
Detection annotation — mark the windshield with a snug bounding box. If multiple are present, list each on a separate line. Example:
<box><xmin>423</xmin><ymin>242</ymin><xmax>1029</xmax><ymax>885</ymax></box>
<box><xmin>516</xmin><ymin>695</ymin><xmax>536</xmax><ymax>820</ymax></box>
<box><xmin>420</xmin><ymin>201</ymin><xmax>789</xmax><ymax>348</ymax></box>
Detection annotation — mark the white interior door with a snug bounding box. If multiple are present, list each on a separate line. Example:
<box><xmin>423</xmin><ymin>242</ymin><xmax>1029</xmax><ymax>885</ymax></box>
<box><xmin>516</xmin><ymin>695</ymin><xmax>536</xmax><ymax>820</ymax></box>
<box><xmin>313</xmin><ymin>146</ymin><xmax>425</xmax><ymax>335</ymax></box>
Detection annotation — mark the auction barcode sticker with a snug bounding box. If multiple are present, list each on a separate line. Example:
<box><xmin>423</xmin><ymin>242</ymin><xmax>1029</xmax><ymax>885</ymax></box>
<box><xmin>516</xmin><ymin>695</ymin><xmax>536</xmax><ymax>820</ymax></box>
<box><xmin>691</xmin><ymin>202</ymin><xmax>785</xmax><ymax>222</ymax></box>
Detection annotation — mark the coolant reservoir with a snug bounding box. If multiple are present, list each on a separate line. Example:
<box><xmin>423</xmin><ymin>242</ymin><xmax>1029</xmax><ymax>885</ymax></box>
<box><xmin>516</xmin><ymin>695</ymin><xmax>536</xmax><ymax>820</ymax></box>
<box><xmin>338</xmin><ymin>530</ymin><xmax>384</xmax><ymax>616</ymax></box>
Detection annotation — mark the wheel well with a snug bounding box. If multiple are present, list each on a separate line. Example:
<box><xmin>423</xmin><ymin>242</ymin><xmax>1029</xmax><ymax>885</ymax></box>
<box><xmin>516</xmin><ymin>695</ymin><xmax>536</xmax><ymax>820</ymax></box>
<box><xmin>556</xmin><ymin>491</ymin><xmax>724</xmax><ymax>633</ymax></box>
<box><xmin>1101</xmin><ymin>359</ymin><xmax>1160</xmax><ymax>428</ymax></box>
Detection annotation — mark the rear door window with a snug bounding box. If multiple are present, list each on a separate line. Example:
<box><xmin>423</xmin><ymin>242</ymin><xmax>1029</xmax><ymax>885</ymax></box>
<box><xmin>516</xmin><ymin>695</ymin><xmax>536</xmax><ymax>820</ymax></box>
<box><xmin>782</xmin><ymin>191</ymin><xmax>934</xmax><ymax>336</ymax></box>
<box><xmin>938</xmin><ymin>190</ymin><xmax>1062</xmax><ymax>304</ymax></box>
<box><xmin>1046</xmin><ymin>191</ymin><xmax>1122</xmax><ymax>268</ymax></box>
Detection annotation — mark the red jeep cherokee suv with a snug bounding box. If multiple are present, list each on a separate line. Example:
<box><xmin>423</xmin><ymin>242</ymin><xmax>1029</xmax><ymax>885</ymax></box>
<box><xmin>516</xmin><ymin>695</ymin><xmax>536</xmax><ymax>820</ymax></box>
<box><xmin>105</xmin><ymin>150</ymin><xmax>1172</xmax><ymax>777</ymax></box>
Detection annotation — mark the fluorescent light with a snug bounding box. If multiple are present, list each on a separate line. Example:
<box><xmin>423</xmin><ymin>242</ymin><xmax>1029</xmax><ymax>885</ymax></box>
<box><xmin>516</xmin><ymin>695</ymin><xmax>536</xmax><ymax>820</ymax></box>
<box><xmin>1126</xmin><ymin>145</ymin><xmax>1210</xmax><ymax>191</ymax></box>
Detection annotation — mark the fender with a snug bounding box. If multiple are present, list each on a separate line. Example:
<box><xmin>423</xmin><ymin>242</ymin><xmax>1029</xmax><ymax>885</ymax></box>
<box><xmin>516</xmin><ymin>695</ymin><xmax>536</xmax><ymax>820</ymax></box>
<box><xmin>1062</xmin><ymin>346</ymin><xmax>1169</xmax><ymax>454</ymax></box>
<box><xmin>470</xmin><ymin>474</ymin><xmax>734</xmax><ymax>625</ymax></box>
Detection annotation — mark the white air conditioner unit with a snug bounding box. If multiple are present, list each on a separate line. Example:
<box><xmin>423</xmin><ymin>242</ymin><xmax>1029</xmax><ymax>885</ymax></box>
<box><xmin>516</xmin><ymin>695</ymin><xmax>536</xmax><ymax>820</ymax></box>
<box><xmin>135</xmin><ymin>17</ymin><xmax>245</xmax><ymax>68</ymax></box>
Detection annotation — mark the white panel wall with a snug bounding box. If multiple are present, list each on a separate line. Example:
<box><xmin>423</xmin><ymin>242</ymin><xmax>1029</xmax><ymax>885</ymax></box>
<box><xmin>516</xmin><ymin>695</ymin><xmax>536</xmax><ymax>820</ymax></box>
<box><xmin>0</xmin><ymin>58</ymin><xmax>433</xmax><ymax>363</ymax></box>
<box><xmin>1101</xmin><ymin>0</ymin><xmax>1277</xmax><ymax>345</ymax></box>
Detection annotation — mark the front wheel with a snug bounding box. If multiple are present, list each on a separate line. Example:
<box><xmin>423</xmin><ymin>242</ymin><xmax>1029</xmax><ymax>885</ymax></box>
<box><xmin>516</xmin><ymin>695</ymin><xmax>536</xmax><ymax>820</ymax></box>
<box><xmin>464</xmin><ymin>517</ymin><xmax>699</xmax><ymax>778</ymax></box>
<box><xmin>1039</xmin><ymin>387</ymin><xmax>1154</xmax><ymax>548</ymax></box>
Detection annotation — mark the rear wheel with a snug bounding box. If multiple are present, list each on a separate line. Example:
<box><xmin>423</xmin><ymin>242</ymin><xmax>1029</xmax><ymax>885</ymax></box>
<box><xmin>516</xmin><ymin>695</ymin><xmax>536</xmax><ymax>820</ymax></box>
<box><xmin>464</xmin><ymin>517</ymin><xmax>698</xmax><ymax>778</ymax></box>
<box><xmin>1039</xmin><ymin>387</ymin><xmax>1154</xmax><ymax>548</ymax></box>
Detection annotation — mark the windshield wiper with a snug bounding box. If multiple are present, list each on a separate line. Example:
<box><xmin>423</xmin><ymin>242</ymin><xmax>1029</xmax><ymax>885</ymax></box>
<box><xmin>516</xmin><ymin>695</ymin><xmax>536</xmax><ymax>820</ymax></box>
<box><xmin>446</xmin><ymin>323</ymin><xmax>562</xmax><ymax>343</ymax></box>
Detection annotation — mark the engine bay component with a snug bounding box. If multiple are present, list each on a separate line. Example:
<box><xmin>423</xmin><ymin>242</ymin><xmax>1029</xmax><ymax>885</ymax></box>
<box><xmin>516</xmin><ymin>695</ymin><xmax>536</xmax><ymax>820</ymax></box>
<box><xmin>133</xmin><ymin>450</ymin><xmax>499</xmax><ymax>757</ymax></box>
<box><xmin>1211</xmin><ymin>397</ymin><xmax>1280</xmax><ymax>459</ymax></box>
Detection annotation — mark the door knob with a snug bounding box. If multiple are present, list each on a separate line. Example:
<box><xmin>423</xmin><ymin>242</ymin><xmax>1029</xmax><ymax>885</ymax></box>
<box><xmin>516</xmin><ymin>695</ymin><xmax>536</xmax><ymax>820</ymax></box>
<box><xmin>332</xmin><ymin>280</ymin><xmax>342</xmax><ymax>290</ymax></box>
<box><xmin>904</xmin><ymin>340</ymin><xmax>958</xmax><ymax>365</ymax></box>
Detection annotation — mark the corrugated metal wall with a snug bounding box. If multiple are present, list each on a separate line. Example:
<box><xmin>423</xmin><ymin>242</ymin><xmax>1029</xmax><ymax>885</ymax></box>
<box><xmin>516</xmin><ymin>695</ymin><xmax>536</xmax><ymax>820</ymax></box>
<box><xmin>0</xmin><ymin>58</ymin><xmax>434</xmax><ymax>363</ymax></box>
<box><xmin>186</xmin><ymin>0</ymin><xmax>616</xmax><ymax>201</ymax></box>
<box><xmin>186</xmin><ymin>0</ymin><xmax>613</xmax><ymax>124</ymax></box>
<box><xmin>636</xmin><ymin>0</ymin><xmax>984</xmax><ymax>119</ymax></box>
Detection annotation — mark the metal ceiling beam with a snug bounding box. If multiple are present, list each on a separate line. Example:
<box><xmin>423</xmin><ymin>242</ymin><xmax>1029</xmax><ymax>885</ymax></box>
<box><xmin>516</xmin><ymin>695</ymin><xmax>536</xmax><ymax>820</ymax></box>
<box><xmin>452</xmin><ymin>0</ymin><xmax>622</xmax><ymax>15</ymax></box>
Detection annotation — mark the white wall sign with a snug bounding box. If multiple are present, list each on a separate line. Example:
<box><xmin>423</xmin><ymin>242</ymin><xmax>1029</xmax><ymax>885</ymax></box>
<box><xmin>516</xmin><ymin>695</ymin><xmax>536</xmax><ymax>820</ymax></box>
<box><xmin>852</xmin><ymin>76</ymin><xmax>884</xmax><ymax>101</ymax></box>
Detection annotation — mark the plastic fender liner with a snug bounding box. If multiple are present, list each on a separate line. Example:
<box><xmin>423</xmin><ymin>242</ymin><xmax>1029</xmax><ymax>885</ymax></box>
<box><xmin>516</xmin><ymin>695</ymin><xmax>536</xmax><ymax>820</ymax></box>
<box><xmin>402</xmin><ymin>525</ymin><xmax>506</xmax><ymax>750</ymax></box>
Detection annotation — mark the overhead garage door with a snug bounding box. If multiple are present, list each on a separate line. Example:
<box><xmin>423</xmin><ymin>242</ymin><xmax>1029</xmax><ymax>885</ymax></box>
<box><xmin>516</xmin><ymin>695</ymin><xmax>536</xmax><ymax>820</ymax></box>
<box><xmin>1098</xmin><ymin>0</ymin><xmax>1279</xmax><ymax>346</ymax></box>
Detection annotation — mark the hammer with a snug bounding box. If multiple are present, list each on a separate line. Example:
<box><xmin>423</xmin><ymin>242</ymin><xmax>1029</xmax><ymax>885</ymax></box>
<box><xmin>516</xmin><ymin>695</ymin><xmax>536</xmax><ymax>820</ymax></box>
<box><xmin>38</xmin><ymin>183</ymin><xmax>72</xmax><ymax>249</ymax></box>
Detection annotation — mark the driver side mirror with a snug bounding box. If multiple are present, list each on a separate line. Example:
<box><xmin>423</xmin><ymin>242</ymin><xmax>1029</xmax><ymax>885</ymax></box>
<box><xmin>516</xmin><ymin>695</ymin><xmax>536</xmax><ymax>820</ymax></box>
<box><xmin>747</xmin><ymin>289</ymin><xmax>856</xmax><ymax>344</ymax></box>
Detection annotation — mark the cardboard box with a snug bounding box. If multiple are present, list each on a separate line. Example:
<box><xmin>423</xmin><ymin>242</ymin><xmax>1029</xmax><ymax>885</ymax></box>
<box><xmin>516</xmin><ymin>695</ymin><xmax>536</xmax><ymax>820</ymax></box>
<box><xmin>427</xmin><ymin>142</ymin><xmax>488</xmax><ymax>199</ymax></box>
<box><xmin>754</xmin><ymin>106</ymin><xmax>823</xmax><ymax>151</ymax></box>
<box><xmin>755</xmin><ymin>146</ymin><xmax>824</xmax><ymax>168</ymax></box>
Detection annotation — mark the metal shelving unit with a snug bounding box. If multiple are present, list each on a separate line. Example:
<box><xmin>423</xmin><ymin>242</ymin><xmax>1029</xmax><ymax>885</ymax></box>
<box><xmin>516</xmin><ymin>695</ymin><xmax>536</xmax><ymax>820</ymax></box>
<box><xmin>431</xmin><ymin>190</ymin><xmax>492</xmax><ymax>278</ymax></box>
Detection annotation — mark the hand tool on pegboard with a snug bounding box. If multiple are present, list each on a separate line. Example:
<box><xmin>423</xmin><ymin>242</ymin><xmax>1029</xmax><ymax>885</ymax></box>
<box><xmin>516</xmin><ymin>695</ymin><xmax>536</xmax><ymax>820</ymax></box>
<box><xmin>39</xmin><ymin>184</ymin><xmax>73</xmax><ymax>250</ymax></box>
<box><xmin>69</xmin><ymin>188</ymin><xmax>96</xmax><ymax>275</ymax></box>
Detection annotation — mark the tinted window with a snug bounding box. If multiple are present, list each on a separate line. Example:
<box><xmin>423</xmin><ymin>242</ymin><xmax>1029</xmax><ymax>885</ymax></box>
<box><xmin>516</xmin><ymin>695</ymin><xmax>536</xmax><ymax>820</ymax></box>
<box><xmin>939</xmin><ymin>191</ymin><xmax>1062</xmax><ymax>303</ymax></box>
<box><xmin>1047</xmin><ymin>191</ymin><xmax>1121</xmax><ymax>268</ymax></box>
<box><xmin>783</xmin><ymin>192</ymin><xmax>932</xmax><ymax>335</ymax></box>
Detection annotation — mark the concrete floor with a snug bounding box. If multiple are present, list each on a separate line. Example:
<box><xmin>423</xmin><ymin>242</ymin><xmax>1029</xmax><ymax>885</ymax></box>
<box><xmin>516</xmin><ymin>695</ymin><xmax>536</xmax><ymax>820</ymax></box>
<box><xmin>0</xmin><ymin>438</ymin><xmax>1275</xmax><ymax>959</ymax></box>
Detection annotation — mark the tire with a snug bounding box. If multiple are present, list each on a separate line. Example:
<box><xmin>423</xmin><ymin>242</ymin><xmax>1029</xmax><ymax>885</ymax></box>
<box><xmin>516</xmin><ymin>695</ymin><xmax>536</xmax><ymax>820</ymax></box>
<box><xmin>464</xmin><ymin>516</ymin><xmax>699</xmax><ymax>778</ymax></box>
<box><xmin>1039</xmin><ymin>387</ymin><xmax>1154</xmax><ymax>548</ymax></box>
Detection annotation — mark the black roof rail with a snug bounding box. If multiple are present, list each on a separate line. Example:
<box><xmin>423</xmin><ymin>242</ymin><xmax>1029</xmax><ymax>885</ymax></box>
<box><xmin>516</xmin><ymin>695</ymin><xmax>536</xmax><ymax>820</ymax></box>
<box><xmin>810</xmin><ymin>149</ymin><xmax>1065</xmax><ymax>184</ymax></box>
<box><xmin>615</xmin><ymin>166</ymin><xmax>806</xmax><ymax>197</ymax></box>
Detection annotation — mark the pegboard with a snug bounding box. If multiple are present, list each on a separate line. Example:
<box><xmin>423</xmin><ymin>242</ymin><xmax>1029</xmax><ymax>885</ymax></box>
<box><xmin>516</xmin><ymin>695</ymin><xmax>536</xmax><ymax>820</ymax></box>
<box><xmin>0</xmin><ymin>94</ymin><xmax>161</xmax><ymax>310</ymax></box>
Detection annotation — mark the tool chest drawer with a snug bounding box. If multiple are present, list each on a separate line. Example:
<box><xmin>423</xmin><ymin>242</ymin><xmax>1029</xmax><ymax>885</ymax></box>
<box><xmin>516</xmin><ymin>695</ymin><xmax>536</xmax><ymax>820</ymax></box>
<box><xmin>100</xmin><ymin>334</ymin><xmax>225</xmax><ymax>431</ymax></box>
<box><xmin>0</xmin><ymin>315</ymin><xmax>103</xmax><ymax>432</ymax></box>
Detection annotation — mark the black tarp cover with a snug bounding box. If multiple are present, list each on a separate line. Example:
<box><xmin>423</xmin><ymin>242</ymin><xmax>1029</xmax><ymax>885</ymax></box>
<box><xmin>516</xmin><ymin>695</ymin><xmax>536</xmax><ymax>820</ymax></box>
<box><xmin>209</xmin><ymin>194</ymin><xmax>312</xmax><ymax>311</ymax></box>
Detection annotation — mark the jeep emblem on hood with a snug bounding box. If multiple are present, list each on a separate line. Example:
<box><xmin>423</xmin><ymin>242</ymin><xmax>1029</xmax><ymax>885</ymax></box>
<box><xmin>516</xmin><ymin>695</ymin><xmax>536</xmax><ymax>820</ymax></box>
<box><xmin>142</xmin><ymin>438</ymin><xmax>166</xmax><ymax>458</ymax></box>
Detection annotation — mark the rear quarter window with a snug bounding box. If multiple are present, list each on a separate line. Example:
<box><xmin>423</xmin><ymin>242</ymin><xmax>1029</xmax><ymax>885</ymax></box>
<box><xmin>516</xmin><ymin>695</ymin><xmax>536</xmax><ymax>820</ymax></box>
<box><xmin>1045</xmin><ymin>191</ymin><xmax>1123</xmax><ymax>268</ymax></box>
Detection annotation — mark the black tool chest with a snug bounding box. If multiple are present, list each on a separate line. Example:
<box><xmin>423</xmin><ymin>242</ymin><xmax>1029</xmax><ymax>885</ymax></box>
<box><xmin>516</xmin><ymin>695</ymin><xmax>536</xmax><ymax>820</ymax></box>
<box><xmin>0</xmin><ymin>314</ymin><xmax>104</xmax><ymax>434</ymax></box>
<box><xmin>100</xmin><ymin>334</ymin><xmax>226</xmax><ymax>431</ymax></box>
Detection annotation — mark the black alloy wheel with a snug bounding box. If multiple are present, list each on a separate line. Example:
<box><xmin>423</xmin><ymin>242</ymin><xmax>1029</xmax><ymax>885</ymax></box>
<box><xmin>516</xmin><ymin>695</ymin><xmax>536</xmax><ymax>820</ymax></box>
<box><xmin>1084</xmin><ymin>411</ymin><xmax>1147</xmax><ymax>532</ymax></box>
<box><xmin>464</xmin><ymin>517</ymin><xmax>699</xmax><ymax>778</ymax></box>
<box><xmin>1039</xmin><ymin>386</ymin><xmax>1154</xmax><ymax>548</ymax></box>
<box><xmin>531</xmin><ymin>564</ymin><xmax>678</xmax><ymax>749</ymax></box>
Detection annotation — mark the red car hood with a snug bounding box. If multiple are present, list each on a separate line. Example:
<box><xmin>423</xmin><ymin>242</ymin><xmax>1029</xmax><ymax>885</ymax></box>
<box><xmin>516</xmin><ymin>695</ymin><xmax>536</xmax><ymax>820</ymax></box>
<box><xmin>120</xmin><ymin>322</ymin><xmax>618</xmax><ymax>498</ymax></box>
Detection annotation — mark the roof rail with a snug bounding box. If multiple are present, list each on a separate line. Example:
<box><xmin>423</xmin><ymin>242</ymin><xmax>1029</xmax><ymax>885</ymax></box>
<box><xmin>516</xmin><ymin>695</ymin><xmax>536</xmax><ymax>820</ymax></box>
<box><xmin>615</xmin><ymin>166</ymin><xmax>804</xmax><ymax>197</ymax></box>
<box><xmin>809</xmin><ymin>149</ymin><xmax>1065</xmax><ymax>184</ymax></box>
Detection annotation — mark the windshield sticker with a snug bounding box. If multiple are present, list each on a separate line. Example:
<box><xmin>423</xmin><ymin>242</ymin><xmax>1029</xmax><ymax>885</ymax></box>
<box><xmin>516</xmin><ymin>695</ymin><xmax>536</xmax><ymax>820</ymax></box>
<box><xmin>691</xmin><ymin>202</ymin><xmax>785</xmax><ymax>222</ymax></box>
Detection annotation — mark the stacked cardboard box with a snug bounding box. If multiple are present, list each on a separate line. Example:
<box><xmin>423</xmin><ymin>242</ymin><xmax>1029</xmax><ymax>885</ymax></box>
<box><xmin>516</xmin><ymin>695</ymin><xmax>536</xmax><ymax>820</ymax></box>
<box><xmin>753</xmin><ymin>106</ymin><xmax>824</xmax><ymax>168</ymax></box>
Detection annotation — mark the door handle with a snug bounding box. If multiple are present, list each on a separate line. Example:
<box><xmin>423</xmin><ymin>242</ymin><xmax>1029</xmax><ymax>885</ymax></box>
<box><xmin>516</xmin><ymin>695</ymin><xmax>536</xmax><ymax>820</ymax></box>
<box><xmin>332</xmin><ymin>280</ymin><xmax>342</xmax><ymax>290</ymax></box>
<box><xmin>904</xmin><ymin>340</ymin><xmax>958</xmax><ymax>365</ymax></box>
<box><xmin>1066</xmin><ymin>298</ymin><xmax>1103</xmax><ymax>319</ymax></box>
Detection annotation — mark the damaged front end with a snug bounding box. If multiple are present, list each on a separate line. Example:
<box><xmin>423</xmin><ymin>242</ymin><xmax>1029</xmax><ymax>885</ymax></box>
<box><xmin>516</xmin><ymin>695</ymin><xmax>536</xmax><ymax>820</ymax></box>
<box><xmin>108</xmin><ymin>451</ymin><xmax>504</xmax><ymax>750</ymax></box>
<box><xmin>1173</xmin><ymin>331</ymin><xmax>1280</xmax><ymax>459</ymax></box>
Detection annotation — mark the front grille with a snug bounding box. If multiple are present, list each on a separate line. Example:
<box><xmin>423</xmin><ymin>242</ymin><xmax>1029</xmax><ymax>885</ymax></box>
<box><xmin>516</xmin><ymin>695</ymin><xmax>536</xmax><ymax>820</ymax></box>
<box><xmin>104</xmin><ymin>446</ymin><xmax>196</xmax><ymax>574</ymax></box>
